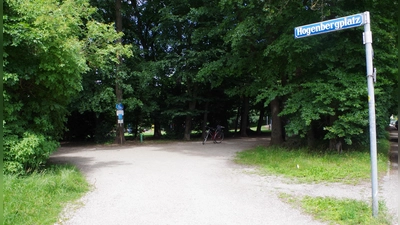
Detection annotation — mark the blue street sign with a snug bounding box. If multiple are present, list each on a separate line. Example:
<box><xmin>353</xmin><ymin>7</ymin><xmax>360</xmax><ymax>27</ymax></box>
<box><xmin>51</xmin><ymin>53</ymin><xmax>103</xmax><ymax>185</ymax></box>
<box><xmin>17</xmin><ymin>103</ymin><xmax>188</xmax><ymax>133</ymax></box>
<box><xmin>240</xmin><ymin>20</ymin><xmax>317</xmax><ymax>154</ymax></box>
<box><xmin>116</xmin><ymin>103</ymin><xmax>124</xmax><ymax>110</ymax></box>
<box><xmin>294</xmin><ymin>13</ymin><xmax>365</xmax><ymax>39</ymax></box>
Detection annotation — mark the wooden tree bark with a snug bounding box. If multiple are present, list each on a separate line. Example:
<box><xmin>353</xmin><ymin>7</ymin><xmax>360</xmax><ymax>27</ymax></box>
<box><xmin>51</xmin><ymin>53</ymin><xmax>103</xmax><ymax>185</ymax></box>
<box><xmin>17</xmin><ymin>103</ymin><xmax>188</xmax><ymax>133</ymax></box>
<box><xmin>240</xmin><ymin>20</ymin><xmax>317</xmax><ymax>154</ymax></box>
<box><xmin>307</xmin><ymin>124</ymin><xmax>316</xmax><ymax>149</ymax></box>
<box><xmin>153</xmin><ymin>117</ymin><xmax>162</xmax><ymax>139</ymax></box>
<box><xmin>240</xmin><ymin>96</ymin><xmax>249</xmax><ymax>137</ymax></box>
<box><xmin>328</xmin><ymin>114</ymin><xmax>339</xmax><ymax>150</ymax></box>
<box><xmin>256</xmin><ymin>105</ymin><xmax>265</xmax><ymax>135</ymax></box>
<box><xmin>183</xmin><ymin>100</ymin><xmax>196</xmax><ymax>141</ymax></box>
<box><xmin>114</xmin><ymin>0</ymin><xmax>125</xmax><ymax>144</ymax></box>
<box><xmin>270</xmin><ymin>97</ymin><xmax>284</xmax><ymax>145</ymax></box>
<box><xmin>234</xmin><ymin>106</ymin><xmax>240</xmax><ymax>134</ymax></box>
<box><xmin>202</xmin><ymin>101</ymin><xmax>209</xmax><ymax>139</ymax></box>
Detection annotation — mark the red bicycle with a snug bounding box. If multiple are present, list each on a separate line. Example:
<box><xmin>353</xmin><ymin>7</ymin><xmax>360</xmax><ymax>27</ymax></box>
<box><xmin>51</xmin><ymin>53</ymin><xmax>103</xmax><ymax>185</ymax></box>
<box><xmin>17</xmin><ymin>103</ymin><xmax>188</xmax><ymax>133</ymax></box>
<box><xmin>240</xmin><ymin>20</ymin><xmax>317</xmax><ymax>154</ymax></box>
<box><xmin>202</xmin><ymin>125</ymin><xmax>224</xmax><ymax>144</ymax></box>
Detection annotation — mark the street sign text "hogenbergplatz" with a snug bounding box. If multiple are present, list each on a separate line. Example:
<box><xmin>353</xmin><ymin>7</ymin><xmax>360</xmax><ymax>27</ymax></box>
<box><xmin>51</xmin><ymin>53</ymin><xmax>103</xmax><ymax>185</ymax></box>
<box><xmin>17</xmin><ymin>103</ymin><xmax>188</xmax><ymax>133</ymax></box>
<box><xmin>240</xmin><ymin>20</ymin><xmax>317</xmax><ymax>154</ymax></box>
<box><xmin>294</xmin><ymin>13</ymin><xmax>365</xmax><ymax>38</ymax></box>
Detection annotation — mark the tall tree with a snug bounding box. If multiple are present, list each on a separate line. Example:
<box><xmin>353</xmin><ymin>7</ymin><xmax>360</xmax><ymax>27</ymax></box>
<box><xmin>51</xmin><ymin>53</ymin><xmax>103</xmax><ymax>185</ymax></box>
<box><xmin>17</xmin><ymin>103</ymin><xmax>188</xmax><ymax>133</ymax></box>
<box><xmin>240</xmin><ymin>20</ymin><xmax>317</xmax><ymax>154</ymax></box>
<box><xmin>151</xmin><ymin>0</ymin><xmax>227</xmax><ymax>140</ymax></box>
<box><xmin>64</xmin><ymin>0</ymin><xmax>397</xmax><ymax>148</ymax></box>
<box><xmin>114</xmin><ymin>0</ymin><xmax>126</xmax><ymax>144</ymax></box>
<box><xmin>217</xmin><ymin>0</ymin><xmax>273</xmax><ymax>137</ymax></box>
<box><xmin>265</xmin><ymin>0</ymin><xmax>398</xmax><ymax>148</ymax></box>
<box><xmin>3</xmin><ymin>0</ymin><xmax>131</xmax><ymax>173</ymax></box>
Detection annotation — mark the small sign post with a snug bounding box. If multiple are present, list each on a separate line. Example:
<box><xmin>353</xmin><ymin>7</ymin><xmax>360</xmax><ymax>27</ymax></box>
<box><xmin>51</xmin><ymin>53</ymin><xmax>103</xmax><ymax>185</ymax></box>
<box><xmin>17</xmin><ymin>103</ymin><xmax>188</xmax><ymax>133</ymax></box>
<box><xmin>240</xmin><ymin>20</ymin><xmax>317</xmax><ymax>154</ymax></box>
<box><xmin>115</xmin><ymin>103</ymin><xmax>124</xmax><ymax>144</ymax></box>
<box><xmin>116</xmin><ymin>103</ymin><xmax>124</xmax><ymax>124</ymax></box>
<box><xmin>294</xmin><ymin>11</ymin><xmax>378</xmax><ymax>217</ymax></box>
<box><xmin>117</xmin><ymin>110</ymin><xmax>124</xmax><ymax>124</ymax></box>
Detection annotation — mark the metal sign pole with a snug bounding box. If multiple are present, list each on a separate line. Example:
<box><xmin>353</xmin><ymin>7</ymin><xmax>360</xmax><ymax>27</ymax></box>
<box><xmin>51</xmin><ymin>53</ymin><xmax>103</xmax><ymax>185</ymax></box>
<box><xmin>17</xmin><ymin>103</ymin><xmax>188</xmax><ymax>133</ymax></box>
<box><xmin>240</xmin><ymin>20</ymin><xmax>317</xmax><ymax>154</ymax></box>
<box><xmin>363</xmin><ymin>11</ymin><xmax>378</xmax><ymax>217</ymax></box>
<box><xmin>294</xmin><ymin>11</ymin><xmax>379</xmax><ymax>217</ymax></box>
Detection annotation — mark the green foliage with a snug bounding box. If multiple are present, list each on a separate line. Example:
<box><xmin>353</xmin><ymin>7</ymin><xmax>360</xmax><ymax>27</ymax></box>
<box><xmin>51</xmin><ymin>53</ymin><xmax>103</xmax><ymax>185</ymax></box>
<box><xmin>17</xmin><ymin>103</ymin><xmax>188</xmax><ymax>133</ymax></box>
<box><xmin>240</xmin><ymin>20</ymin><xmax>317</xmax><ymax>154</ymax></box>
<box><xmin>84</xmin><ymin>21</ymin><xmax>132</xmax><ymax>68</ymax></box>
<box><xmin>4</xmin><ymin>0</ymin><xmax>397</xmax><ymax>149</ymax></box>
<box><xmin>3</xmin><ymin>0</ymin><xmax>132</xmax><ymax>173</ymax></box>
<box><xmin>235</xmin><ymin>145</ymin><xmax>388</xmax><ymax>184</ymax></box>
<box><xmin>3</xmin><ymin>0</ymin><xmax>91</xmax><ymax>139</ymax></box>
<box><xmin>281</xmin><ymin>70</ymin><xmax>369</xmax><ymax>144</ymax></box>
<box><xmin>254</xmin><ymin>1</ymin><xmax>397</xmax><ymax>147</ymax></box>
<box><xmin>4</xmin><ymin>165</ymin><xmax>90</xmax><ymax>225</ymax></box>
<box><xmin>4</xmin><ymin>132</ymin><xmax>59</xmax><ymax>174</ymax></box>
<box><xmin>76</xmin><ymin>0</ymin><xmax>397</xmax><ymax>145</ymax></box>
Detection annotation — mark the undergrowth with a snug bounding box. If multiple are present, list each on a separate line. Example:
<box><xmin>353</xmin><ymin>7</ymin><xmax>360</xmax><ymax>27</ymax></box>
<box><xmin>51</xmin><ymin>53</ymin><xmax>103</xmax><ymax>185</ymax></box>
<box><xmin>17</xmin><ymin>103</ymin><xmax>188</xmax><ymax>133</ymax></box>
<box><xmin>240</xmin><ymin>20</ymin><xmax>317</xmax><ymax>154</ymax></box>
<box><xmin>4</xmin><ymin>165</ymin><xmax>90</xmax><ymax>225</ymax></box>
<box><xmin>235</xmin><ymin>139</ymin><xmax>389</xmax><ymax>184</ymax></box>
<box><xmin>280</xmin><ymin>193</ymin><xmax>392</xmax><ymax>225</ymax></box>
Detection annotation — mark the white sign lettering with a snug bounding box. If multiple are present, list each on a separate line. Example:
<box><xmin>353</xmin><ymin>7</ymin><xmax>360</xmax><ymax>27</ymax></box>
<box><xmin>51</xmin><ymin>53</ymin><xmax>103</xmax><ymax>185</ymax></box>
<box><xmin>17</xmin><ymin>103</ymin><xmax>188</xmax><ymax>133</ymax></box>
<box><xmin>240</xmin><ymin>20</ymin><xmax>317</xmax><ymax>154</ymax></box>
<box><xmin>294</xmin><ymin>13</ymin><xmax>365</xmax><ymax>39</ymax></box>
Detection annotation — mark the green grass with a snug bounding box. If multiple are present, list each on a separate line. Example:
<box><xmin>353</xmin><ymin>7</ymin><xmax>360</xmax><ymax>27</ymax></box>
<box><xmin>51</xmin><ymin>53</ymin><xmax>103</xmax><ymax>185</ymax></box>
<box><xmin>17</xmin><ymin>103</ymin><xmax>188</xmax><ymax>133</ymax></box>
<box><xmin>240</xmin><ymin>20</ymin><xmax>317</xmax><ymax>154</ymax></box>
<box><xmin>235</xmin><ymin>141</ymin><xmax>389</xmax><ymax>184</ymax></box>
<box><xmin>125</xmin><ymin>129</ymin><xmax>166</xmax><ymax>138</ymax></box>
<box><xmin>279</xmin><ymin>193</ymin><xmax>392</xmax><ymax>225</ymax></box>
<box><xmin>4</xmin><ymin>165</ymin><xmax>90</xmax><ymax>225</ymax></box>
<box><xmin>249</xmin><ymin>125</ymin><xmax>271</xmax><ymax>132</ymax></box>
<box><xmin>229</xmin><ymin>125</ymin><xmax>272</xmax><ymax>134</ymax></box>
<box><xmin>238</xmin><ymin>139</ymin><xmax>393</xmax><ymax>224</ymax></box>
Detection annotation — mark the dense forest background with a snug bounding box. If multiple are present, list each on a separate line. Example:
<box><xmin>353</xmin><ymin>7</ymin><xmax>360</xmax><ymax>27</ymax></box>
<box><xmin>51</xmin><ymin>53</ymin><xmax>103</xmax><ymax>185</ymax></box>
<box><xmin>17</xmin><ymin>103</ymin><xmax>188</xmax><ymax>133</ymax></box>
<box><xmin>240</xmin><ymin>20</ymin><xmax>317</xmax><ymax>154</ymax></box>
<box><xmin>3</xmin><ymin>0</ymin><xmax>398</xmax><ymax>174</ymax></box>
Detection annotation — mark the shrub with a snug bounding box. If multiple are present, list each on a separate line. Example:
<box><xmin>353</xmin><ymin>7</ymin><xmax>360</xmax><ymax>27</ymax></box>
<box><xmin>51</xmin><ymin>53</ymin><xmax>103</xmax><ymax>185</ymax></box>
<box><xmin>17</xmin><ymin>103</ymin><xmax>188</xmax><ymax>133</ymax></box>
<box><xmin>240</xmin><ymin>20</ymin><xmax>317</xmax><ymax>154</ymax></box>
<box><xmin>4</xmin><ymin>132</ymin><xmax>59</xmax><ymax>175</ymax></box>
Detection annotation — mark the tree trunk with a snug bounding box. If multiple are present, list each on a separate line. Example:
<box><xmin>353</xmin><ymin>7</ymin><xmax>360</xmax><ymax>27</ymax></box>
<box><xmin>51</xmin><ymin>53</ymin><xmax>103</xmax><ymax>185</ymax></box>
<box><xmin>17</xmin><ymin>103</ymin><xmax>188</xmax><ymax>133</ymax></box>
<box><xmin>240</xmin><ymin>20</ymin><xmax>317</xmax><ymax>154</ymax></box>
<box><xmin>183</xmin><ymin>100</ymin><xmax>196</xmax><ymax>140</ymax></box>
<box><xmin>270</xmin><ymin>97</ymin><xmax>284</xmax><ymax>145</ymax></box>
<box><xmin>240</xmin><ymin>96</ymin><xmax>249</xmax><ymax>137</ymax></box>
<box><xmin>328</xmin><ymin>114</ymin><xmax>338</xmax><ymax>150</ymax></box>
<box><xmin>114</xmin><ymin>0</ymin><xmax>125</xmax><ymax>144</ymax></box>
<box><xmin>307</xmin><ymin>125</ymin><xmax>316</xmax><ymax>149</ymax></box>
<box><xmin>256</xmin><ymin>105</ymin><xmax>265</xmax><ymax>135</ymax></box>
<box><xmin>234</xmin><ymin>106</ymin><xmax>240</xmax><ymax>134</ymax></box>
<box><xmin>183</xmin><ymin>116</ymin><xmax>191</xmax><ymax>141</ymax></box>
<box><xmin>153</xmin><ymin>116</ymin><xmax>162</xmax><ymax>139</ymax></box>
<box><xmin>202</xmin><ymin>102</ymin><xmax>209</xmax><ymax>139</ymax></box>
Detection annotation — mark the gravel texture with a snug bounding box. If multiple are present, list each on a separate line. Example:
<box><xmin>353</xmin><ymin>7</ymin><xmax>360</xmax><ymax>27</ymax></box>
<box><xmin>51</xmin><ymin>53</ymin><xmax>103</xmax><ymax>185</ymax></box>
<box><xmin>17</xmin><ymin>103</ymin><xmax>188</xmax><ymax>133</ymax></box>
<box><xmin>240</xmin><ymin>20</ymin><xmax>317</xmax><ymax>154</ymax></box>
<box><xmin>50</xmin><ymin>135</ymin><xmax>398</xmax><ymax>225</ymax></box>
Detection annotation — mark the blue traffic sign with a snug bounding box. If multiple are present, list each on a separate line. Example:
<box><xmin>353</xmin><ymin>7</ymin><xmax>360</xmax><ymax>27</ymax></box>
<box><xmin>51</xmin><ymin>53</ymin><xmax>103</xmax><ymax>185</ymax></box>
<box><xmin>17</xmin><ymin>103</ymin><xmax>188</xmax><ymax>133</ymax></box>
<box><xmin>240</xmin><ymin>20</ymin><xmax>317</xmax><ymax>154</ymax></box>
<box><xmin>294</xmin><ymin>13</ymin><xmax>365</xmax><ymax>39</ymax></box>
<box><xmin>116</xmin><ymin>103</ymin><xmax>124</xmax><ymax>110</ymax></box>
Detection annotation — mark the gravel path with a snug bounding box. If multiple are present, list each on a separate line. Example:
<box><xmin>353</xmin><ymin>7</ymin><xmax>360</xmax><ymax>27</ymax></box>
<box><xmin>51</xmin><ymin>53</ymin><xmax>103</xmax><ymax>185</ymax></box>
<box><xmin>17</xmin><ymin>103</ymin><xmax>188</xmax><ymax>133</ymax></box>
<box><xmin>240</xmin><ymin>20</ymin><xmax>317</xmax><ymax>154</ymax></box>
<box><xmin>50</xmin><ymin>136</ymin><xmax>398</xmax><ymax>225</ymax></box>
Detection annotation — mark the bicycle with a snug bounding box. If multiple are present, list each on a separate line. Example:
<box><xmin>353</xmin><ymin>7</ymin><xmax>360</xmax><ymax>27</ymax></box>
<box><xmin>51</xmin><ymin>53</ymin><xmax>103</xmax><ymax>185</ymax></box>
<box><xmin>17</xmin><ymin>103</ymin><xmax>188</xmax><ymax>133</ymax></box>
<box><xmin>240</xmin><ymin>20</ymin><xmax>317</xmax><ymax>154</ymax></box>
<box><xmin>202</xmin><ymin>125</ymin><xmax>224</xmax><ymax>144</ymax></box>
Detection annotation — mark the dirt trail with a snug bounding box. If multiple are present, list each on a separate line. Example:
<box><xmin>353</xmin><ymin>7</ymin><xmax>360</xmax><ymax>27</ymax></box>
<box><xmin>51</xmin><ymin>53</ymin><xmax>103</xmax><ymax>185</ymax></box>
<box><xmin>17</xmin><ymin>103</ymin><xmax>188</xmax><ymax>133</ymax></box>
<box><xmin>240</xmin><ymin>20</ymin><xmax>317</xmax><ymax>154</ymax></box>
<box><xmin>51</xmin><ymin>135</ymin><xmax>398</xmax><ymax>225</ymax></box>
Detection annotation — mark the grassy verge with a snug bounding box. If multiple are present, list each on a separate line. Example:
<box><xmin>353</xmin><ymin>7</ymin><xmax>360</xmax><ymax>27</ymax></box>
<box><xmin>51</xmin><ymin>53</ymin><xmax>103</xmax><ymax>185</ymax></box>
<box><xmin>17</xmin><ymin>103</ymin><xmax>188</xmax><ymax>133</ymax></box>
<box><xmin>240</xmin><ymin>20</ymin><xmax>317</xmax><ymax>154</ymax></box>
<box><xmin>236</xmin><ymin>139</ymin><xmax>393</xmax><ymax>224</ymax></box>
<box><xmin>235</xmin><ymin>139</ymin><xmax>389</xmax><ymax>184</ymax></box>
<box><xmin>279</xmin><ymin>193</ymin><xmax>392</xmax><ymax>225</ymax></box>
<box><xmin>4</xmin><ymin>165</ymin><xmax>90</xmax><ymax>225</ymax></box>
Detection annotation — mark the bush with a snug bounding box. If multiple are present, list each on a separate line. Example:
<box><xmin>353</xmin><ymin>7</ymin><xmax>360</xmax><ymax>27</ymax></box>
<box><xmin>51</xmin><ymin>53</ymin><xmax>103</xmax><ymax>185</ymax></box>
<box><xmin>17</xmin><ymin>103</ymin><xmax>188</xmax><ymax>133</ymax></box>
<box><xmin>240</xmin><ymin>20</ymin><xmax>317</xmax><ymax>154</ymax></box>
<box><xmin>4</xmin><ymin>132</ymin><xmax>59</xmax><ymax>175</ymax></box>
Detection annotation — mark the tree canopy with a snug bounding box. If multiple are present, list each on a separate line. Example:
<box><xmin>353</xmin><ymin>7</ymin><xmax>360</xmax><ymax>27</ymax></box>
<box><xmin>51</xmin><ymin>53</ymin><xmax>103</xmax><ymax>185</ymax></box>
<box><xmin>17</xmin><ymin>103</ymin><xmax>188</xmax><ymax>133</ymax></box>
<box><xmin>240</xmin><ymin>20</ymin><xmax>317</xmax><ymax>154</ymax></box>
<box><xmin>3</xmin><ymin>0</ymin><xmax>131</xmax><ymax>173</ymax></box>
<box><xmin>3</xmin><ymin>0</ymin><xmax>398</xmax><ymax>174</ymax></box>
